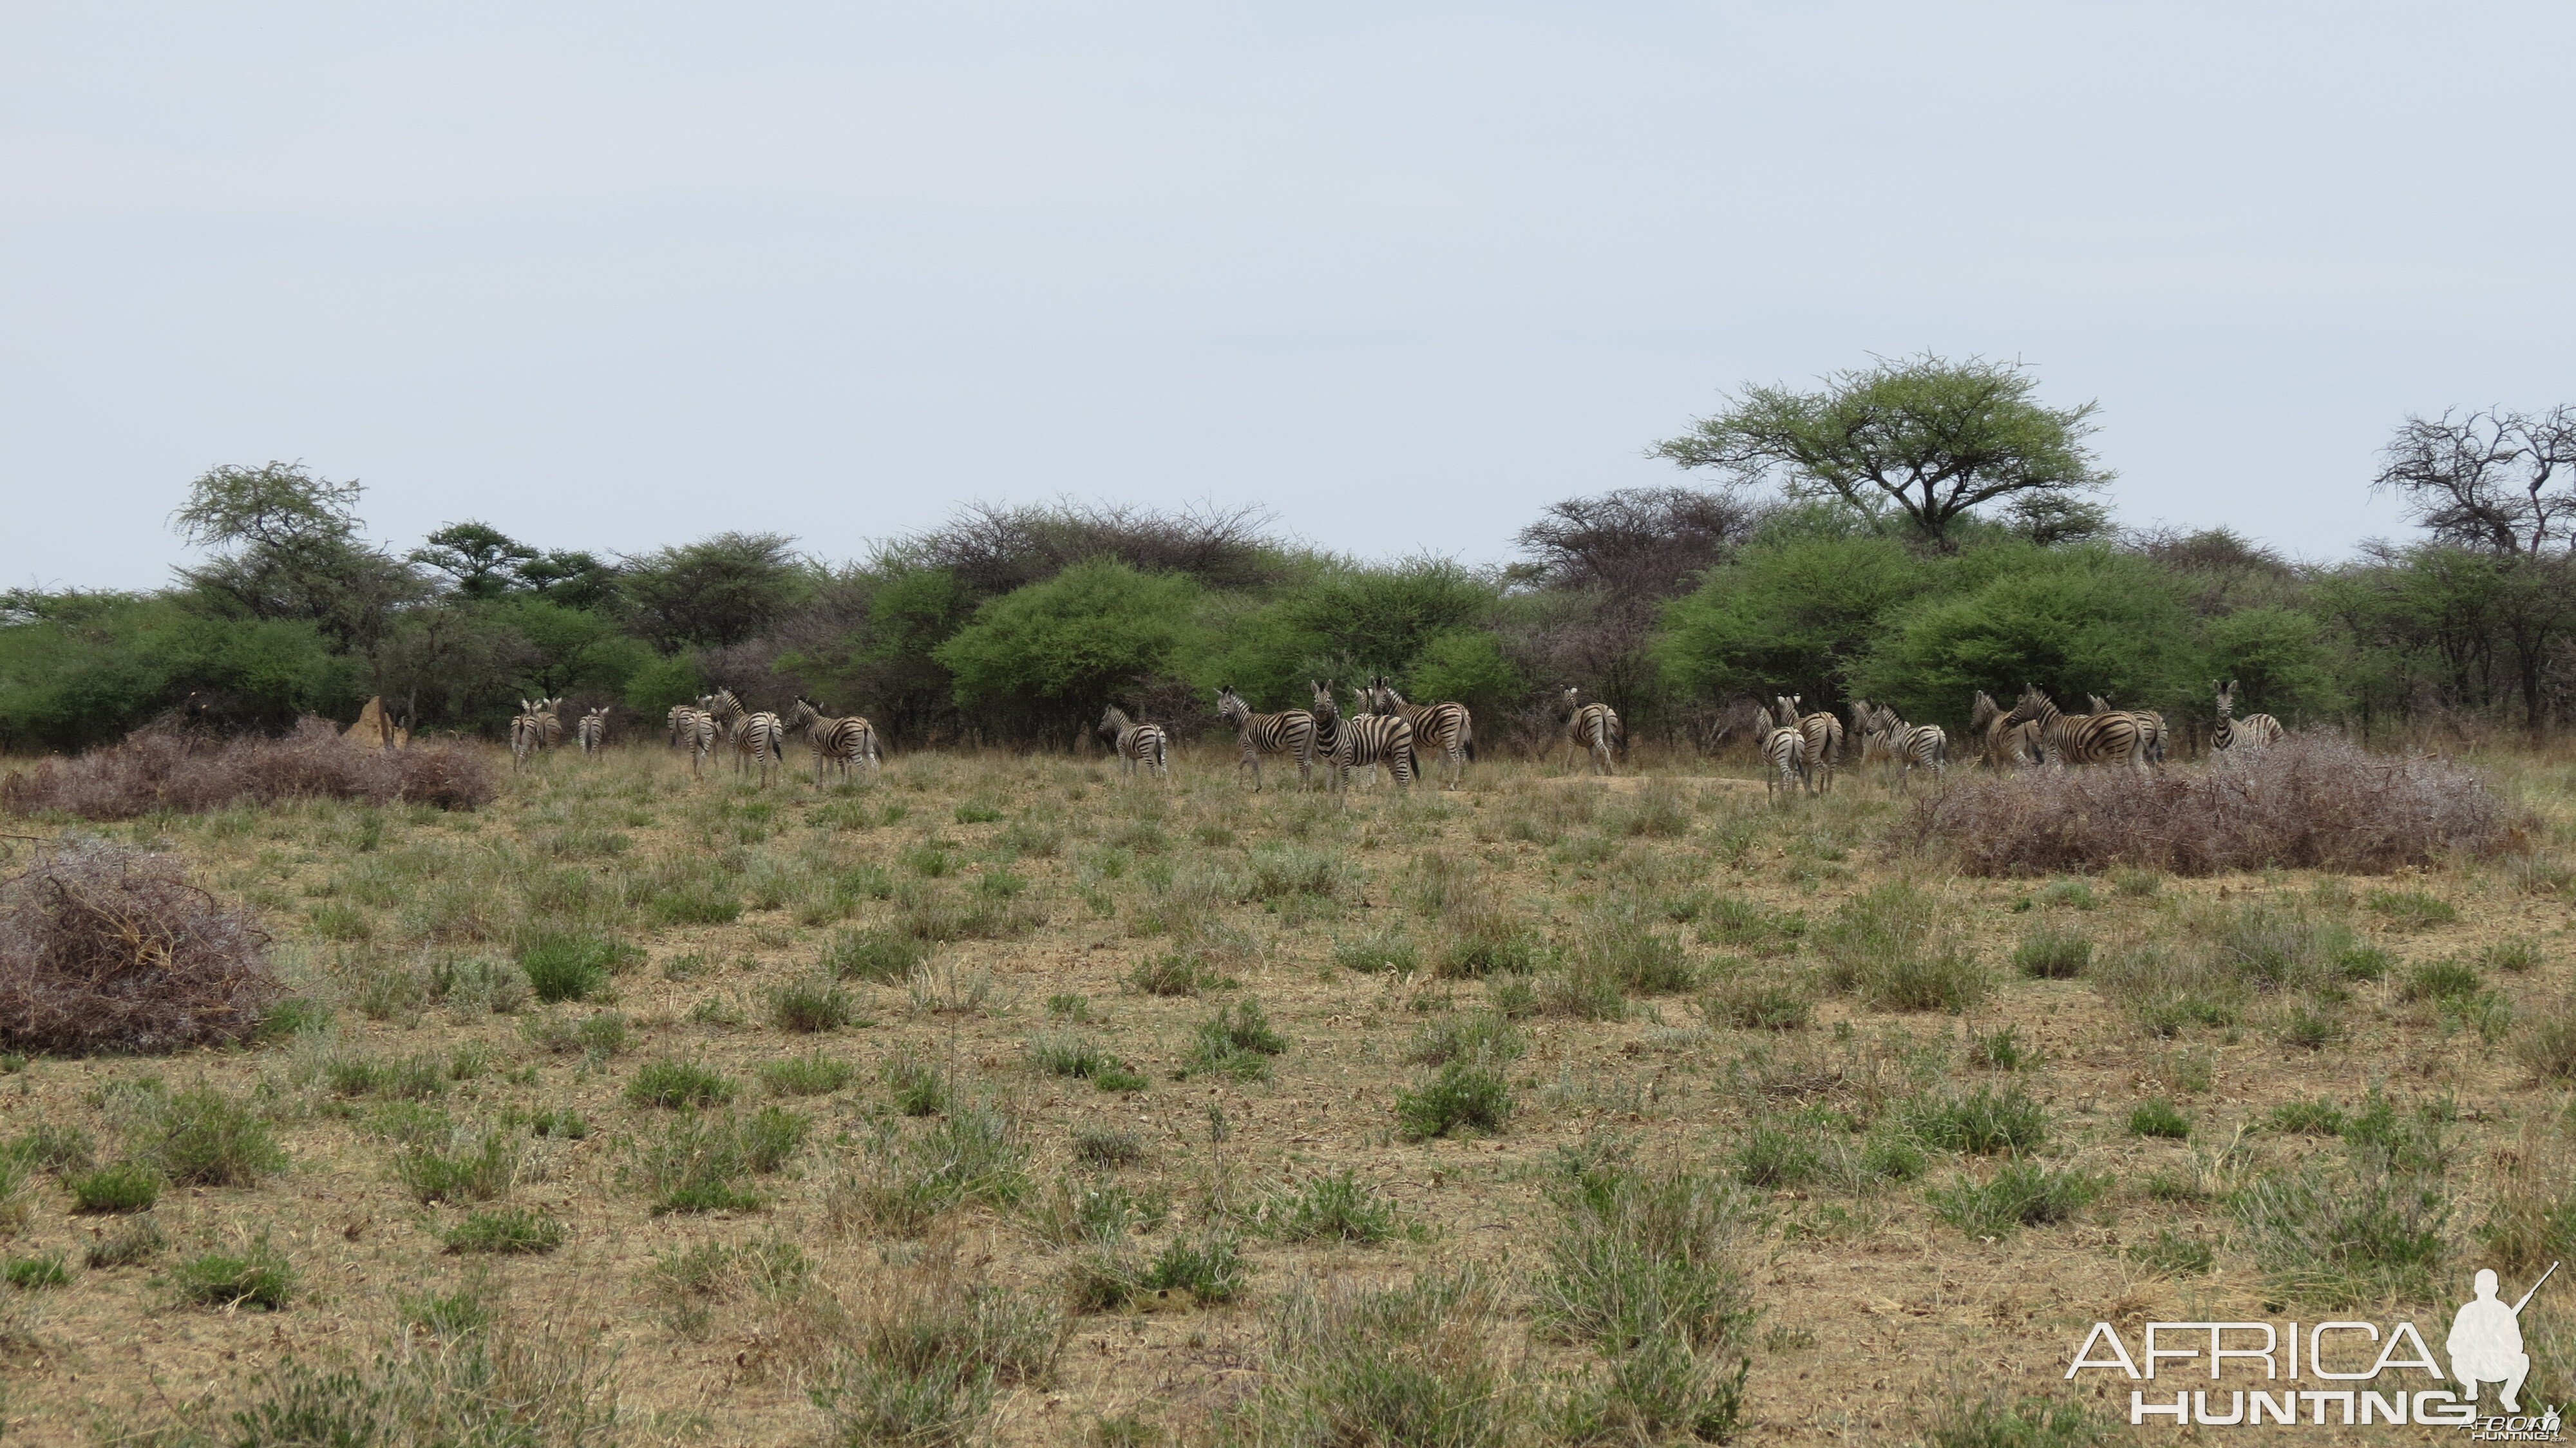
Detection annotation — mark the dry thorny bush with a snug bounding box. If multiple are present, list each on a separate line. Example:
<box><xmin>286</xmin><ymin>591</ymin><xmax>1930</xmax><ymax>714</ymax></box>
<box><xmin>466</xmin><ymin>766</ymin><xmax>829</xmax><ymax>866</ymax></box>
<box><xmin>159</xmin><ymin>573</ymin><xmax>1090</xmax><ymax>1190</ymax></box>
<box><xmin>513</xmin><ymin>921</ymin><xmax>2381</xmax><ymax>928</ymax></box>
<box><xmin>1904</xmin><ymin>732</ymin><xmax>2523</xmax><ymax>875</ymax></box>
<box><xmin>0</xmin><ymin>838</ymin><xmax>280</xmax><ymax>1053</ymax></box>
<box><xmin>0</xmin><ymin>718</ymin><xmax>495</xmax><ymax>820</ymax></box>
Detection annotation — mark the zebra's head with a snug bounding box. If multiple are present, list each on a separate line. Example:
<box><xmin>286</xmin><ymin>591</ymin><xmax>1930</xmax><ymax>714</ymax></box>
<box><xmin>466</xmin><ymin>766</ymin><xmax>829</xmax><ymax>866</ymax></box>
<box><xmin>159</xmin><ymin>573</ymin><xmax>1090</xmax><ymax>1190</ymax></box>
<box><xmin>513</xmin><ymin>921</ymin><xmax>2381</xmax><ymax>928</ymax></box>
<box><xmin>1098</xmin><ymin>705</ymin><xmax>1130</xmax><ymax>737</ymax></box>
<box><xmin>1216</xmin><ymin>687</ymin><xmax>1247</xmax><ymax>722</ymax></box>
<box><xmin>1969</xmin><ymin>691</ymin><xmax>1999</xmax><ymax>730</ymax></box>
<box><xmin>2004</xmin><ymin>685</ymin><xmax>2054</xmax><ymax>725</ymax></box>
<box><xmin>1310</xmin><ymin>680</ymin><xmax>1338</xmax><ymax>719</ymax></box>
<box><xmin>586</xmin><ymin>706</ymin><xmax>608</xmax><ymax>720</ymax></box>
<box><xmin>1560</xmin><ymin>685</ymin><xmax>1580</xmax><ymax>713</ymax></box>
<box><xmin>2215</xmin><ymin>680</ymin><xmax>2237</xmax><ymax>716</ymax></box>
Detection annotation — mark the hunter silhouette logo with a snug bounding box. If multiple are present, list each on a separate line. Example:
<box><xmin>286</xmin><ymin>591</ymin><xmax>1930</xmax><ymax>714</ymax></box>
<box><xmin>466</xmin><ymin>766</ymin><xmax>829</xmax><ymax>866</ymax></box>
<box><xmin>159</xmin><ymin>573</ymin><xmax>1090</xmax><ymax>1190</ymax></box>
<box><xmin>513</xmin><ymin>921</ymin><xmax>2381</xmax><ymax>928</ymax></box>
<box><xmin>2452</xmin><ymin>1263</ymin><xmax>2553</xmax><ymax>1414</ymax></box>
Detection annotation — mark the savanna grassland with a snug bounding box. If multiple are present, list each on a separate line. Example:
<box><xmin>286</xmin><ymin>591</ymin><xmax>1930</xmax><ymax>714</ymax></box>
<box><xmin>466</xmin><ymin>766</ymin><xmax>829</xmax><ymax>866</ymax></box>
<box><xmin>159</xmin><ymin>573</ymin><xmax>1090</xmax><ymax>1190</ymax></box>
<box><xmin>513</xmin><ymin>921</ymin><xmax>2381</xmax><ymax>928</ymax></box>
<box><xmin>3</xmin><ymin>738</ymin><xmax>2575</xmax><ymax>1448</ymax></box>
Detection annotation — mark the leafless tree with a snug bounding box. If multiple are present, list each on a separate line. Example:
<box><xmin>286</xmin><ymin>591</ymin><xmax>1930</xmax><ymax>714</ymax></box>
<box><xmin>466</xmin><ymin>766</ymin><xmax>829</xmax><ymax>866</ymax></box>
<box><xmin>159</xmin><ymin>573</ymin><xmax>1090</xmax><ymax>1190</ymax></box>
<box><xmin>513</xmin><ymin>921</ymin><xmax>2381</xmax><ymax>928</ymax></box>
<box><xmin>2373</xmin><ymin>406</ymin><xmax>2576</xmax><ymax>557</ymax></box>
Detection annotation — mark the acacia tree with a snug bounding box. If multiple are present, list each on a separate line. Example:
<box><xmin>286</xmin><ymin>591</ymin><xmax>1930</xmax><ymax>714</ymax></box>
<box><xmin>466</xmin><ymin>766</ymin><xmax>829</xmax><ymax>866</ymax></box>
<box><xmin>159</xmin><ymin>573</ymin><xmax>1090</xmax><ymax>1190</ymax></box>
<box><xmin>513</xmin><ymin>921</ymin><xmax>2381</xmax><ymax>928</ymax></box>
<box><xmin>1651</xmin><ymin>355</ymin><xmax>2109</xmax><ymax>548</ymax></box>
<box><xmin>2373</xmin><ymin>406</ymin><xmax>2576</xmax><ymax>556</ymax></box>
<box><xmin>2369</xmin><ymin>406</ymin><xmax>2576</xmax><ymax>730</ymax></box>
<box><xmin>172</xmin><ymin>462</ymin><xmax>424</xmax><ymax>696</ymax></box>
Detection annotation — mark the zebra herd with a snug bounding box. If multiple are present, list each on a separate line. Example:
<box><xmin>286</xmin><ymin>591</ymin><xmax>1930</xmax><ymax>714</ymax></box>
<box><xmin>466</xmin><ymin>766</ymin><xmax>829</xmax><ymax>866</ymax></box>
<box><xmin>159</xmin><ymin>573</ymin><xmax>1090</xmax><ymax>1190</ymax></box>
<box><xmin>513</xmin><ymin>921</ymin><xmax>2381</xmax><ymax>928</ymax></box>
<box><xmin>1754</xmin><ymin>680</ymin><xmax>2285</xmax><ymax>797</ymax></box>
<box><xmin>657</xmin><ymin>689</ymin><xmax>881</xmax><ymax>786</ymax></box>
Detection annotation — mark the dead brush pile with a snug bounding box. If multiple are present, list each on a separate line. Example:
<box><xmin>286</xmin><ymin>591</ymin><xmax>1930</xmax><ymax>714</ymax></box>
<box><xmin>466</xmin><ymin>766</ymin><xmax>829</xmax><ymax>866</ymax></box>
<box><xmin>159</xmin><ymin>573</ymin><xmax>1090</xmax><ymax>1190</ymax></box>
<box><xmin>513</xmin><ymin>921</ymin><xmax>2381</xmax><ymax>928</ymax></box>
<box><xmin>0</xmin><ymin>718</ymin><xmax>495</xmax><ymax>819</ymax></box>
<box><xmin>1906</xmin><ymin>732</ymin><xmax>2521</xmax><ymax>876</ymax></box>
<box><xmin>0</xmin><ymin>840</ymin><xmax>280</xmax><ymax>1054</ymax></box>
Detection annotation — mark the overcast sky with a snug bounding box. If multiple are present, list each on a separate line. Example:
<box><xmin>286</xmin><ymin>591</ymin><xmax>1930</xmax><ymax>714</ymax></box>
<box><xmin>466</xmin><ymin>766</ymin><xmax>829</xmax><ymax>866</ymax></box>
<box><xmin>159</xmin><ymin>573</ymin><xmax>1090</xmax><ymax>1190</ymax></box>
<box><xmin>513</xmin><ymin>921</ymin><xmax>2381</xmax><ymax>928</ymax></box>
<box><xmin>5</xmin><ymin>4</ymin><xmax>2572</xmax><ymax>591</ymax></box>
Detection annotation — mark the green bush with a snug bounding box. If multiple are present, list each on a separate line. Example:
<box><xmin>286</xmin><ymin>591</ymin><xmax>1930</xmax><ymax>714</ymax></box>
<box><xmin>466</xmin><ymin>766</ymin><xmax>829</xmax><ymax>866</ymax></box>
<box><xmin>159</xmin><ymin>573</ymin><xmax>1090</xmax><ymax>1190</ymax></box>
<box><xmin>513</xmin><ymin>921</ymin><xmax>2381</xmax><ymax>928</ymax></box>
<box><xmin>1904</xmin><ymin>1087</ymin><xmax>2049</xmax><ymax>1156</ymax></box>
<box><xmin>1188</xmin><ymin>998</ymin><xmax>1288</xmax><ymax>1083</ymax></box>
<box><xmin>1233</xmin><ymin>1270</ymin><xmax>1521</xmax><ymax>1448</ymax></box>
<box><xmin>2517</xmin><ymin>996</ymin><xmax>2576</xmax><ymax>1082</ymax></box>
<box><xmin>625</xmin><ymin>1060</ymin><xmax>738</xmax><ymax>1110</ymax></box>
<box><xmin>2128</xmin><ymin>1228</ymin><xmax>2216</xmax><ymax>1277</ymax></box>
<box><xmin>647</xmin><ymin>883</ymin><xmax>741</xmax><ymax>926</ymax></box>
<box><xmin>1142</xmin><ymin>1233</ymin><xmax>1245</xmax><ymax>1304</ymax></box>
<box><xmin>2012</xmin><ymin>926</ymin><xmax>2091</xmax><ymax>979</ymax></box>
<box><xmin>443</xmin><ymin>1206</ymin><xmax>566</xmax><ymax>1255</ymax></box>
<box><xmin>1818</xmin><ymin>882</ymin><xmax>1985</xmax><ymax>1013</ymax></box>
<box><xmin>5</xmin><ymin>1123</ymin><xmax>94</xmax><ymax>1174</ymax></box>
<box><xmin>1395</xmin><ymin>1062</ymin><xmax>1512</xmax><ymax>1141</ymax></box>
<box><xmin>634</xmin><ymin>1108</ymin><xmax>809</xmax><ymax>1215</ymax></box>
<box><xmin>70</xmin><ymin>1160</ymin><xmax>163</xmax><ymax>1213</ymax></box>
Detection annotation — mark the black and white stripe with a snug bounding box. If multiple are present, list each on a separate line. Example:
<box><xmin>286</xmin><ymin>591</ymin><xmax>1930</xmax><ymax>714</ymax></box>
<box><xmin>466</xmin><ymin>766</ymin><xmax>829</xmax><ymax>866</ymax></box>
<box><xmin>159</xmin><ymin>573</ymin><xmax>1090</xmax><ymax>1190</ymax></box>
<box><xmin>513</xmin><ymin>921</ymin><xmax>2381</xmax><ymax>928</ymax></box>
<box><xmin>2004</xmin><ymin>686</ymin><xmax>2150</xmax><ymax>771</ymax></box>
<box><xmin>1560</xmin><ymin>687</ymin><xmax>1622</xmax><ymax>776</ymax></box>
<box><xmin>2213</xmin><ymin>680</ymin><xmax>2284</xmax><ymax>753</ymax></box>
<box><xmin>2089</xmin><ymin>693</ymin><xmax>2168</xmax><ymax>765</ymax></box>
<box><xmin>1366</xmin><ymin>678</ymin><xmax>1472</xmax><ymax>788</ymax></box>
<box><xmin>1098</xmin><ymin>705</ymin><xmax>1170</xmax><ymax>781</ymax></box>
<box><xmin>1776</xmin><ymin>694</ymin><xmax>1842</xmax><ymax>791</ymax></box>
<box><xmin>1969</xmin><ymin>691</ymin><xmax>2041</xmax><ymax>770</ymax></box>
<box><xmin>667</xmin><ymin>704</ymin><xmax>717</xmax><ymax>777</ymax></box>
<box><xmin>1323</xmin><ymin>709</ymin><xmax>1416</xmax><ymax>794</ymax></box>
<box><xmin>787</xmin><ymin>696</ymin><xmax>882</xmax><ymax>780</ymax></box>
<box><xmin>732</xmin><ymin>709</ymin><xmax>787</xmax><ymax>786</ymax></box>
<box><xmin>509</xmin><ymin>696</ymin><xmax>563</xmax><ymax>772</ymax></box>
<box><xmin>1215</xmin><ymin>685</ymin><xmax>1315</xmax><ymax>790</ymax></box>
<box><xmin>1756</xmin><ymin>703</ymin><xmax>1809</xmax><ymax>800</ymax></box>
<box><xmin>1861</xmin><ymin>705</ymin><xmax>1947</xmax><ymax>788</ymax></box>
<box><xmin>576</xmin><ymin>706</ymin><xmax>607</xmax><ymax>756</ymax></box>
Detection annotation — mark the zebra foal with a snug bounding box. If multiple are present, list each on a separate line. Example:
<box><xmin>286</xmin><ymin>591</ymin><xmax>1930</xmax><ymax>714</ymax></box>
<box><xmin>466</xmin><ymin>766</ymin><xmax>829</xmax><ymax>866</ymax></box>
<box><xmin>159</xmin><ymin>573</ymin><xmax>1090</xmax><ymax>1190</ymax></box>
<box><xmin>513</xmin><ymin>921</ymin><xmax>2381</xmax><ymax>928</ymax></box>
<box><xmin>2003</xmin><ymin>685</ymin><xmax>2150</xmax><ymax>772</ymax></box>
<box><xmin>509</xmin><ymin>696</ymin><xmax>563</xmax><ymax>771</ymax></box>
<box><xmin>2213</xmin><ymin>680</ymin><xmax>2284</xmax><ymax>753</ymax></box>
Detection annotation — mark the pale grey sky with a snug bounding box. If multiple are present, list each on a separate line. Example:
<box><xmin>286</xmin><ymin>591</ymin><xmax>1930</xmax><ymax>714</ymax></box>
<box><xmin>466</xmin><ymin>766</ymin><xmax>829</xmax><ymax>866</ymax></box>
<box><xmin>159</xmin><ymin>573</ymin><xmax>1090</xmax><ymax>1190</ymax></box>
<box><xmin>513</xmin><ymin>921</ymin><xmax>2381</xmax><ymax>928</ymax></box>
<box><xmin>5</xmin><ymin>3</ymin><xmax>2571</xmax><ymax>590</ymax></box>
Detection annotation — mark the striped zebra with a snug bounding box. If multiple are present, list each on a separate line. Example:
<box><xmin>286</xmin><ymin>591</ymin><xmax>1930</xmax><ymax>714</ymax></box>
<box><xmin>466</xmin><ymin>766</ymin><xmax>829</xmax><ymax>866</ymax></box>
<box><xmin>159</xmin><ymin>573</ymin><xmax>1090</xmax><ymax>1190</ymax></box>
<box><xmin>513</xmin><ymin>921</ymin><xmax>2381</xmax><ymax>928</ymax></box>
<box><xmin>786</xmin><ymin>696</ymin><xmax>881</xmax><ymax>780</ymax></box>
<box><xmin>1097</xmin><ymin>705</ymin><xmax>1170</xmax><ymax>781</ymax></box>
<box><xmin>1755</xmin><ymin>703</ymin><xmax>1809</xmax><ymax>800</ymax></box>
<box><xmin>697</xmin><ymin>691</ymin><xmax>748</xmax><ymax>773</ymax></box>
<box><xmin>576</xmin><ymin>706</ymin><xmax>608</xmax><ymax>756</ymax></box>
<box><xmin>1322</xmin><ymin>707</ymin><xmax>1416</xmax><ymax>794</ymax></box>
<box><xmin>2088</xmin><ymin>693</ymin><xmax>2169</xmax><ymax>766</ymax></box>
<box><xmin>1776</xmin><ymin>694</ymin><xmax>1842</xmax><ymax>791</ymax></box>
<box><xmin>731</xmin><ymin>708</ymin><xmax>787</xmax><ymax>786</ymax></box>
<box><xmin>1558</xmin><ymin>687</ymin><xmax>1622</xmax><ymax>776</ymax></box>
<box><xmin>667</xmin><ymin>704</ymin><xmax>717</xmax><ymax>778</ymax></box>
<box><xmin>1969</xmin><ymin>691</ymin><xmax>2041</xmax><ymax>770</ymax></box>
<box><xmin>2003</xmin><ymin>685</ymin><xmax>2150</xmax><ymax>772</ymax></box>
<box><xmin>1861</xmin><ymin>705</ymin><xmax>1947</xmax><ymax>788</ymax></box>
<box><xmin>2213</xmin><ymin>680</ymin><xmax>2284</xmax><ymax>753</ymax></box>
<box><xmin>1215</xmin><ymin>685</ymin><xmax>1315</xmax><ymax>790</ymax></box>
<box><xmin>1365</xmin><ymin>678</ymin><xmax>1472</xmax><ymax>788</ymax></box>
<box><xmin>508</xmin><ymin>696</ymin><xmax>563</xmax><ymax>772</ymax></box>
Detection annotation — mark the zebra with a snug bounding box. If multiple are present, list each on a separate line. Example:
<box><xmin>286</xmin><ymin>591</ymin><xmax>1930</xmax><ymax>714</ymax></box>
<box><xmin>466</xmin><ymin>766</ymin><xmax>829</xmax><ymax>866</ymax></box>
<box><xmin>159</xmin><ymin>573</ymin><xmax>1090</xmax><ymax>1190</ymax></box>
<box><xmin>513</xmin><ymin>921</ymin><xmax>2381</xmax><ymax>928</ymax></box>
<box><xmin>1776</xmin><ymin>694</ymin><xmax>1842</xmax><ymax>791</ymax></box>
<box><xmin>2003</xmin><ymin>685</ymin><xmax>2150</xmax><ymax>772</ymax></box>
<box><xmin>1309</xmin><ymin>680</ymin><xmax>1381</xmax><ymax>788</ymax></box>
<box><xmin>2213</xmin><ymin>680</ymin><xmax>2284</xmax><ymax>753</ymax></box>
<box><xmin>697</xmin><ymin>691</ymin><xmax>748</xmax><ymax>773</ymax></box>
<box><xmin>508</xmin><ymin>696</ymin><xmax>563</xmax><ymax>772</ymax></box>
<box><xmin>576</xmin><ymin>706</ymin><xmax>608</xmax><ymax>756</ymax></box>
<box><xmin>1215</xmin><ymin>685</ymin><xmax>1315</xmax><ymax>790</ymax></box>
<box><xmin>667</xmin><ymin>704</ymin><xmax>717</xmax><ymax>777</ymax></box>
<box><xmin>1322</xmin><ymin>706</ymin><xmax>1416</xmax><ymax>795</ymax></box>
<box><xmin>2088</xmin><ymin>693</ymin><xmax>2169</xmax><ymax>765</ymax></box>
<box><xmin>730</xmin><ymin>709</ymin><xmax>786</xmax><ymax>786</ymax></box>
<box><xmin>786</xmin><ymin>696</ymin><xmax>881</xmax><ymax>781</ymax></box>
<box><xmin>1558</xmin><ymin>687</ymin><xmax>1622</xmax><ymax>776</ymax></box>
<box><xmin>1097</xmin><ymin>705</ymin><xmax>1170</xmax><ymax>781</ymax></box>
<box><xmin>1862</xmin><ymin>705</ymin><xmax>1948</xmax><ymax>788</ymax></box>
<box><xmin>1969</xmin><ymin>691</ymin><xmax>2041</xmax><ymax>770</ymax></box>
<box><xmin>1755</xmin><ymin>703</ymin><xmax>1809</xmax><ymax>800</ymax></box>
<box><xmin>1366</xmin><ymin>678</ymin><xmax>1472</xmax><ymax>788</ymax></box>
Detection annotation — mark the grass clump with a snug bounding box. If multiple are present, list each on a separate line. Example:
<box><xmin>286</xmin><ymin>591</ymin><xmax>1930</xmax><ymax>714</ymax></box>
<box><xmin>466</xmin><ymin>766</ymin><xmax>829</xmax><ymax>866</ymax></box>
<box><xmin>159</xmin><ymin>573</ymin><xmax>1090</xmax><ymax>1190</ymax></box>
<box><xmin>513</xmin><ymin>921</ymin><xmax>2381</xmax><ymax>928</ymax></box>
<box><xmin>1817</xmin><ymin>881</ymin><xmax>1985</xmax><ymax>1013</ymax></box>
<box><xmin>1253</xmin><ymin>1170</ymin><xmax>1408</xmax><ymax>1245</ymax></box>
<box><xmin>1405</xmin><ymin>1011</ymin><xmax>1525</xmax><ymax>1068</ymax></box>
<box><xmin>3</xmin><ymin>1251</ymin><xmax>68</xmax><ymax>1290</ymax></box>
<box><xmin>831</xmin><ymin>1103</ymin><xmax>1031</xmax><ymax>1236</ymax></box>
<box><xmin>1394</xmin><ymin>1062</ymin><xmax>1512</xmax><ymax>1141</ymax></box>
<box><xmin>625</xmin><ymin>1060</ymin><xmax>739</xmax><ymax>1109</ymax></box>
<box><xmin>1130</xmin><ymin>950</ymin><xmax>1211</xmax><ymax>997</ymax></box>
<box><xmin>884</xmin><ymin>1052</ymin><xmax>951</xmax><ymax>1116</ymax></box>
<box><xmin>1188</xmin><ymin>998</ymin><xmax>1288</xmax><ymax>1082</ymax></box>
<box><xmin>2127</xmin><ymin>1098</ymin><xmax>2192</xmax><ymax>1140</ymax></box>
<box><xmin>139</xmin><ymin>1085</ymin><xmax>287</xmax><ymax>1187</ymax></box>
<box><xmin>86</xmin><ymin>1215</ymin><xmax>167</xmax><ymax>1268</ymax></box>
<box><xmin>2128</xmin><ymin>1227</ymin><xmax>2217</xmax><ymax>1276</ymax></box>
<box><xmin>443</xmin><ymin>1205</ymin><xmax>567</xmax><ymax>1255</ymax></box>
<box><xmin>826</xmin><ymin>927</ymin><xmax>931</xmax><ymax>984</ymax></box>
<box><xmin>392</xmin><ymin>1124</ymin><xmax>522</xmax><ymax>1205</ymax></box>
<box><xmin>70</xmin><ymin>1159</ymin><xmax>164</xmax><ymax>1213</ymax></box>
<box><xmin>174</xmin><ymin>1235</ymin><xmax>299</xmax><ymax>1310</ymax></box>
<box><xmin>1235</xmin><ymin>1270</ymin><xmax>1523</xmax><ymax>1448</ymax></box>
<box><xmin>1533</xmin><ymin>1162</ymin><xmax>1755</xmax><ymax>1445</ymax></box>
<box><xmin>516</xmin><ymin>933</ymin><xmax>632</xmax><ymax>1004</ymax></box>
<box><xmin>762</xmin><ymin>1052</ymin><xmax>857</xmax><ymax>1097</ymax></box>
<box><xmin>1913</xmin><ymin>1389</ymin><xmax>2110</xmax><ymax>1448</ymax></box>
<box><xmin>1926</xmin><ymin>1161</ymin><xmax>2105</xmax><ymax>1237</ymax></box>
<box><xmin>1903</xmin><ymin>1086</ymin><xmax>2049</xmax><ymax>1156</ymax></box>
<box><xmin>2366</xmin><ymin>888</ymin><xmax>2458</xmax><ymax>928</ymax></box>
<box><xmin>1698</xmin><ymin>969</ymin><xmax>1814</xmax><ymax>1031</ymax></box>
<box><xmin>2011</xmin><ymin>926</ymin><xmax>2091</xmax><ymax>979</ymax></box>
<box><xmin>806</xmin><ymin>1250</ymin><xmax>1062</xmax><ymax>1448</ymax></box>
<box><xmin>634</xmin><ymin>1107</ymin><xmax>810</xmax><ymax>1215</ymax></box>
<box><xmin>2517</xmin><ymin>995</ymin><xmax>2576</xmax><ymax>1082</ymax></box>
<box><xmin>2400</xmin><ymin>958</ymin><xmax>2483</xmax><ymax>1003</ymax></box>
<box><xmin>1332</xmin><ymin>929</ymin><xmax>1419</xmax><ymax>975</ymax></box>
<box><xmin>769</xmin><ymin>976</ymin><xmax>859</xmax><ymax>1032</ymax></box>
<box><xmin>1072</xmin><ymin>1128</ymin><xmax>1145</xmax><ymax>1169</ymax></box>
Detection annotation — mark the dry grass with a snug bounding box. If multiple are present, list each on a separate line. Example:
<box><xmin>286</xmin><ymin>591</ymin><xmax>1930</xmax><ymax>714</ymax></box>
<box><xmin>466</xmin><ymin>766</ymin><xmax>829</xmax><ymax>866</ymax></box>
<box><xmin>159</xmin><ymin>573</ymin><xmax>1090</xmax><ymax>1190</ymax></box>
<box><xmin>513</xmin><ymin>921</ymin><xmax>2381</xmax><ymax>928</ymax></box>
<box><xmin>1904</xmin><ymin>732</ymin><xmax>2522</xmax><ymax>875</ymax></box>
<box><xmin>0</xmin><ymin>735</ymin><xmax>2567</xmax><ymax>1445</ymax></box>
<box><xmin>0</xmin><ymin>718</ymin><xmax>495</xmax><ymax>819</ymax></box>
